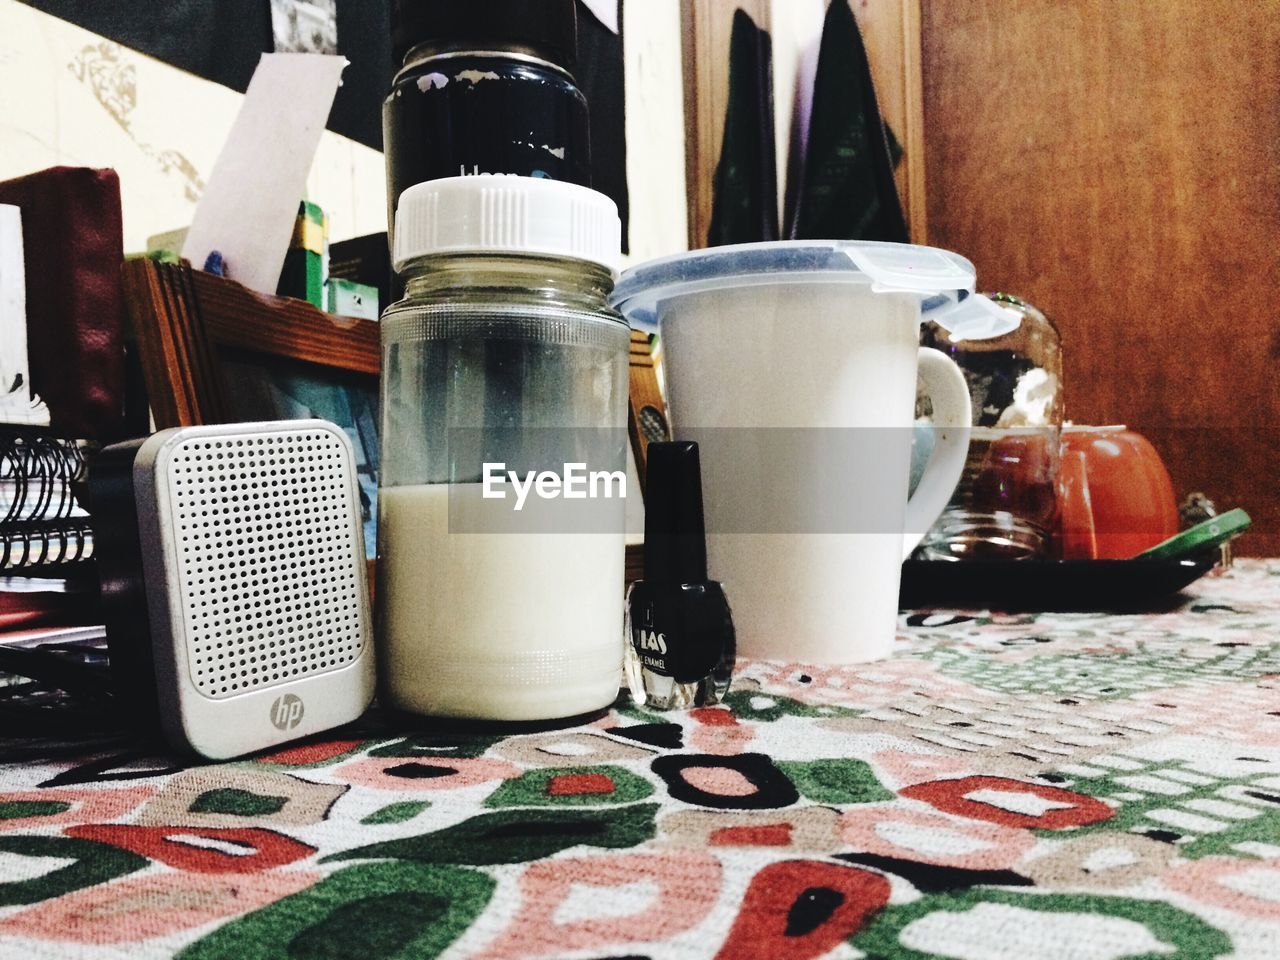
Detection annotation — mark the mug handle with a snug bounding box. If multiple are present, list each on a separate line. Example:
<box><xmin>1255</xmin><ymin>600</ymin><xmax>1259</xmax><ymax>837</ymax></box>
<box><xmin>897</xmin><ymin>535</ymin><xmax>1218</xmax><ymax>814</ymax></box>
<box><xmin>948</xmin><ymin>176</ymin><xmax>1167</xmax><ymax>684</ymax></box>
<box><xmin>903</xmin><ymin>348</ymin><xmax>972</xmax><ymax>560</ymax></box>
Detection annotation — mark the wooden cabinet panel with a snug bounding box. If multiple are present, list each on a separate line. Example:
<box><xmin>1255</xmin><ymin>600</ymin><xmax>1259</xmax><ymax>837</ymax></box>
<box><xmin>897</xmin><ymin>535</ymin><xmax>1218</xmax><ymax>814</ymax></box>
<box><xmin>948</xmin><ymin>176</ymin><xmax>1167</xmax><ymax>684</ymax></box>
<box><xmin>922</xmin><ymin>0</ymin><xmax>1280</xmax><ymax>554</ymax></box>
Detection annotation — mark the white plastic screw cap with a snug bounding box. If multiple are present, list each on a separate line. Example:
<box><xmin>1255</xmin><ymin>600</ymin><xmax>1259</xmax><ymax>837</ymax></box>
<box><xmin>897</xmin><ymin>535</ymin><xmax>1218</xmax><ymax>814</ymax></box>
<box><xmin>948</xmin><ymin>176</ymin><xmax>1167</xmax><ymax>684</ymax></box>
<box><xmin>393</xmin><ymin>174</ymin><xmax>622</xmax><ymax>274</ymax></box>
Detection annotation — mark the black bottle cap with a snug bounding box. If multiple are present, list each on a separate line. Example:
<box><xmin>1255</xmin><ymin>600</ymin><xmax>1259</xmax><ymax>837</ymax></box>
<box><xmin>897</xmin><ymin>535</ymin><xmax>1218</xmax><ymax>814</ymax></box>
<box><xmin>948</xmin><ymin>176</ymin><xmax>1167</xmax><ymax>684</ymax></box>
<box><xmin>391</xmin><ymin>0</ymin><xmax>579</xmax><ymax>71</ymax></box>
<box><xmin>643</xmin><ymin>441</ymin><xmax>709</xmax><ymax>585</ymax></box>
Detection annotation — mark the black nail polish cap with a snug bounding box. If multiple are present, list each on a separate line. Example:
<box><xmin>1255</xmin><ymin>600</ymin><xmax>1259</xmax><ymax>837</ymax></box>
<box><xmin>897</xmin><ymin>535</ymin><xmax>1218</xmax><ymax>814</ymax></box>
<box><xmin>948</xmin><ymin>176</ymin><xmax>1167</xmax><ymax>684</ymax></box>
<box><xmin>643</xmin><ymin>441</ymin><xmax>708</xmax><ymax>585</ymax></box>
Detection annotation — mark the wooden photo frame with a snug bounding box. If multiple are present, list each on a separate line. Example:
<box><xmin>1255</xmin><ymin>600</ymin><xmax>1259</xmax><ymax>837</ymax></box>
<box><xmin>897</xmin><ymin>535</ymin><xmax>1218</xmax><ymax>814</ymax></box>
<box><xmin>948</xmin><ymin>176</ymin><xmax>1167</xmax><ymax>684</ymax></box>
<box><xmin>120</xmin><ymin>259</ymin><xmax>377</xmax><ymax>428</ymax></box>
<box><xmin>121</xmin><ymin>259</ymin><xmax>380</xmax><ymax>558</ymax></box>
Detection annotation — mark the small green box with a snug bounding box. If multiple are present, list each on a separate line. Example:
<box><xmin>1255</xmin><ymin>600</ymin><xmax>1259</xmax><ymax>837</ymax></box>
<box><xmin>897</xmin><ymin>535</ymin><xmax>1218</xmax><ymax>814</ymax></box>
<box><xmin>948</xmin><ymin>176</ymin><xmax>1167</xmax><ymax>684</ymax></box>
<box><xmin>144</xmin><ymin>226</ymin><xmax>188</xmax><ymax>263</ymax></box>
<box><xmin>277</xmin><ymin>201</ymin><xmax>328</xmax><ymax>308</ymax></box>
<box><xmin>325</xmin><ymin>278</ymin><xmax>379</xmax><ymax>320</ymax></box>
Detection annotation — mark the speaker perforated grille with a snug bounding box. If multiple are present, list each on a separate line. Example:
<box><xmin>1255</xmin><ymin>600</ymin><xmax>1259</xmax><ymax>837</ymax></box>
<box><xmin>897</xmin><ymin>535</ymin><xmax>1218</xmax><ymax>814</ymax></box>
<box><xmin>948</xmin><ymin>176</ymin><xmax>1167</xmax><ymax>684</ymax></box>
<box><xmin>168</xmin><ymin>428</ymin><xmax>365</xmax><ymax>699</ymax></box>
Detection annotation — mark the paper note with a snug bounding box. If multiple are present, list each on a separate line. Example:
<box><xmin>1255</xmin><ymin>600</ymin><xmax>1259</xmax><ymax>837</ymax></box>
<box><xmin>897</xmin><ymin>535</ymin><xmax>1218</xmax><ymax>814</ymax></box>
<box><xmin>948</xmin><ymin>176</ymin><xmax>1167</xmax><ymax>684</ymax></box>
<box><xmin>580</xmin><ymin>0</ymin><xmax>619</xmax><ymax>35</ymax></box>
<box><xmin>182</xmin><ymin>53</ymin><xmax>346</xmax><ymax>296</ymax></box>
<box><xmin>0</xmin><ymin>204</ymin><xmax>49</xmax><ymax>426</ymax></box>
<box><xmin>0</xmin><ymin>205</ymin><xmax>25</xmax><ymax>395</ymax></box>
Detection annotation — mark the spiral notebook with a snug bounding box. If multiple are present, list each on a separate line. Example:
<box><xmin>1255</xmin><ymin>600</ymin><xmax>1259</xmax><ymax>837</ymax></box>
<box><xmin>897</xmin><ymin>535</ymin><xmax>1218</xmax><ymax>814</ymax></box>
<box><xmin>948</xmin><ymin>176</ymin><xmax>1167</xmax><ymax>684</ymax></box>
<box><xmin>0</xmin><ymin>428</ymin><xmax>93</xmax><ymax>575</ymax></box>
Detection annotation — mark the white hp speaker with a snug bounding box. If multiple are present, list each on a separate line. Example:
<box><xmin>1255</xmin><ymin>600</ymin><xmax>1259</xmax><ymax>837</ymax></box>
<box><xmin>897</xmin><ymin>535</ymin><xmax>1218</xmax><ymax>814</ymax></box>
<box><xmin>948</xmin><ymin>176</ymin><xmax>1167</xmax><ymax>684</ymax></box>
<box><xmin>93</xmin><ymin>420</ymin><xmax>375</xmax><ymax>760</ymax></box>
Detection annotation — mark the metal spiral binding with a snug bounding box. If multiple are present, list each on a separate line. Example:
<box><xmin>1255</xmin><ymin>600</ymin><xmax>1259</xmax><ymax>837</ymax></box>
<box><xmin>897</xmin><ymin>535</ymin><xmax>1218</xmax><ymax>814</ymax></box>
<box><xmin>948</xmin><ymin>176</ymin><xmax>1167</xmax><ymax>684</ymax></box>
<box><xmin>0</xmin><ymin>427</ymin><xmax>95</xmax><ymax>572</ymax></box>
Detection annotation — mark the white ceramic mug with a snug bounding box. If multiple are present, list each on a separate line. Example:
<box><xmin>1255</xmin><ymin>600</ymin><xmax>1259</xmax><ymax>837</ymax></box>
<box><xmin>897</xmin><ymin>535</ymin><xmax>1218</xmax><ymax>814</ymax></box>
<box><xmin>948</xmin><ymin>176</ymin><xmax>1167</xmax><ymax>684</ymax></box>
<box><xmin>613</xmin><ymin>242</ymin><xmax>1013</xmax><ymax>663</ymax></box>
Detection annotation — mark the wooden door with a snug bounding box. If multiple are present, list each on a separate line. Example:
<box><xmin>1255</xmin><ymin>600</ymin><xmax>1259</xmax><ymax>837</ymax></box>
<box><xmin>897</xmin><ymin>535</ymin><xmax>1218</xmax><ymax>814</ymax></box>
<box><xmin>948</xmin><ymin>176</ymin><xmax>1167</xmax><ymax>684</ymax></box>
<box><xmin>922</xmin><ymin>0</ymin><xmax>1280</xmax><ymax>554</ymax></box>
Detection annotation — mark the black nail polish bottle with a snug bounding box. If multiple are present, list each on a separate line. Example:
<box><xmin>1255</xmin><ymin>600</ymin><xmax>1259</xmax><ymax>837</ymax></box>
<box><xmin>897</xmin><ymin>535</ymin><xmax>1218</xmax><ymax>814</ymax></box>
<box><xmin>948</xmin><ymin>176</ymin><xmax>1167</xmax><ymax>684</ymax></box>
<box><xmin>625</xmin><ymin>441</ymin><xmax>735</xmax><ymax>709</ymax></box>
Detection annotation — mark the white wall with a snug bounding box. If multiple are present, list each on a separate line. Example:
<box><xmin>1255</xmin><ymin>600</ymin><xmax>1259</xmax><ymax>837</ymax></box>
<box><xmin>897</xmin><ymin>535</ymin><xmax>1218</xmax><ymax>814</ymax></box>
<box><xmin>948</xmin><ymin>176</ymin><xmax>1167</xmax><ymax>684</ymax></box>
<box><xmin>0</xmin><ymin>0</ymin><xmax>856</xmax><ymax>261</ymax></box>
<box><xmin>0</xmin><ymin>0</ymin><xmax>384</xmax><ymax>252</ymax></box>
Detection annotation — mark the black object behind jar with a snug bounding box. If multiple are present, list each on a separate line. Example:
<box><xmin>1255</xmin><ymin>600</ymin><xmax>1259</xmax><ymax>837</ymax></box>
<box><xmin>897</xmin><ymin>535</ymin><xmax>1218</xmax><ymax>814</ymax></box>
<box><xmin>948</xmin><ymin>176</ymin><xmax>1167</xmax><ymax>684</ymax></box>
<box><xmin>384</xmin><ymin>0</ymin><xmax>592</xmax><ymax>233</ymax></box>
<box><xmin>390</xmin><ymin>0</ymin><xmax>578</xmax><ymax>67</ymax></box>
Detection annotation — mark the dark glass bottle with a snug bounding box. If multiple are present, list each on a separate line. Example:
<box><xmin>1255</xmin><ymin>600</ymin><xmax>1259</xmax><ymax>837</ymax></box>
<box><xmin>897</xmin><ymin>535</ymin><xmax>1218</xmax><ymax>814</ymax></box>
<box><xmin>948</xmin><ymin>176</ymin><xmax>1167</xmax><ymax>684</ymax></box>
<box><xmin>625</xmin><ymin>442</ymin><xmax>735</xmax><ymax>710</ymax></box>
<box><xmin>384</xmin><ymin>0</ymin><xmax>592</xmax><ymax>235</ymax></box>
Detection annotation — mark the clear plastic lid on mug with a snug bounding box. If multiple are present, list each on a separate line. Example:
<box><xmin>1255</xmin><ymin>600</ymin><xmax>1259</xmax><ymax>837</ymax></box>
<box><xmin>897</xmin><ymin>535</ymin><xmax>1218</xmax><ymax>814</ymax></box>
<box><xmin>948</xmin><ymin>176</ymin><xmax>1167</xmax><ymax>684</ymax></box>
<box><xmin>611</xmin><ymin>240</ymin><xmax>1021</xmax><ymax>341</ymax></box>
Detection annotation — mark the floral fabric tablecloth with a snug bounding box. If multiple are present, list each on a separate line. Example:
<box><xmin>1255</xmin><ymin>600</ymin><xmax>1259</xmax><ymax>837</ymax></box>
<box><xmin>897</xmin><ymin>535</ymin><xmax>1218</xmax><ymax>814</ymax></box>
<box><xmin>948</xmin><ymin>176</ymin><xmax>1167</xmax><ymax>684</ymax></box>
<box><xmin>1</xmin><ymin>560</ymin><xmax>1279</xmax><ymax>959</ymax></box>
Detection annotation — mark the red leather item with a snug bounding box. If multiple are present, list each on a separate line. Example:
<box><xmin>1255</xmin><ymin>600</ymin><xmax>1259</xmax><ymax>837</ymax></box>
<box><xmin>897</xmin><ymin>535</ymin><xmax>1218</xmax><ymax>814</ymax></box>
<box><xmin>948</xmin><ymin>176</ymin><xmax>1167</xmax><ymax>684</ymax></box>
<box><xmin>0</xmin><ymin>167</ymin><xmax>125</xmax><ymax>440</ymax></box>
<box><xmin>1058</xmin><ymin>428</ymin><xmax>1179</xmax><ymax>559</ymax></box>
<box><xmin>0</xmin><ymin>589</ymin><xmax>100</xmax><ymax>631</ymax></box>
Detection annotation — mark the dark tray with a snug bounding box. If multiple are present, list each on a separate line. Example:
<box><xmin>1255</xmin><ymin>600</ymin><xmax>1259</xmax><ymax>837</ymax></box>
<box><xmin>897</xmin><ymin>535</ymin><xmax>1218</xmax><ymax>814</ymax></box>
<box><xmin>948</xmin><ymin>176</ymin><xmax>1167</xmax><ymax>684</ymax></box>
<box><xmin>899</xmin><ymin>554</ymin><xmax>1219</xmax><ymax>611</ymax></box>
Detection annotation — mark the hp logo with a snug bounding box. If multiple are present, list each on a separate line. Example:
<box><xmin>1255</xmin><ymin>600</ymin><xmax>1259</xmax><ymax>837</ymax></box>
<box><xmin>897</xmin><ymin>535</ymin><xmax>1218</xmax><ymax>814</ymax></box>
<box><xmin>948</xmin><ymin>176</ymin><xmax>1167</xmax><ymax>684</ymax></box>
<box><xmin>270</xmin><ymin>694</ymin><xmax>305</xmax><ymax>730</ymax></box>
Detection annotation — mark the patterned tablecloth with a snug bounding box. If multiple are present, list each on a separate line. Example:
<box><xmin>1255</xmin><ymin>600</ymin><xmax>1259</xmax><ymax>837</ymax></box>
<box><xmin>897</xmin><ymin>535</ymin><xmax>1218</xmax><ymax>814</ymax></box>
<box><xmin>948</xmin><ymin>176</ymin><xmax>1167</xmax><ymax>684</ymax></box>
<box><xmin>1</xmin><ymin>560</ymin><xmax>1279</xmax><ymax>959</ymax></box>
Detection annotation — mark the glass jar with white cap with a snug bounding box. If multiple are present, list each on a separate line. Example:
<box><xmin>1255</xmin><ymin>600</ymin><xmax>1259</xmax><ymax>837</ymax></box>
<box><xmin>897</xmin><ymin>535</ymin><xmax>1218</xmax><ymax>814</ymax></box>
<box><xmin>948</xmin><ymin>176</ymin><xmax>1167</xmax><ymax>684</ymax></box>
<box><xmin>917</xmin><ymin>293</ymin><xmax>1064</xmax><ymax>560</ymax></box>
<box><xmin>377</xmin><ymin>174</ymin><xmax>628</xmax><ymax>721</ymax></box>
